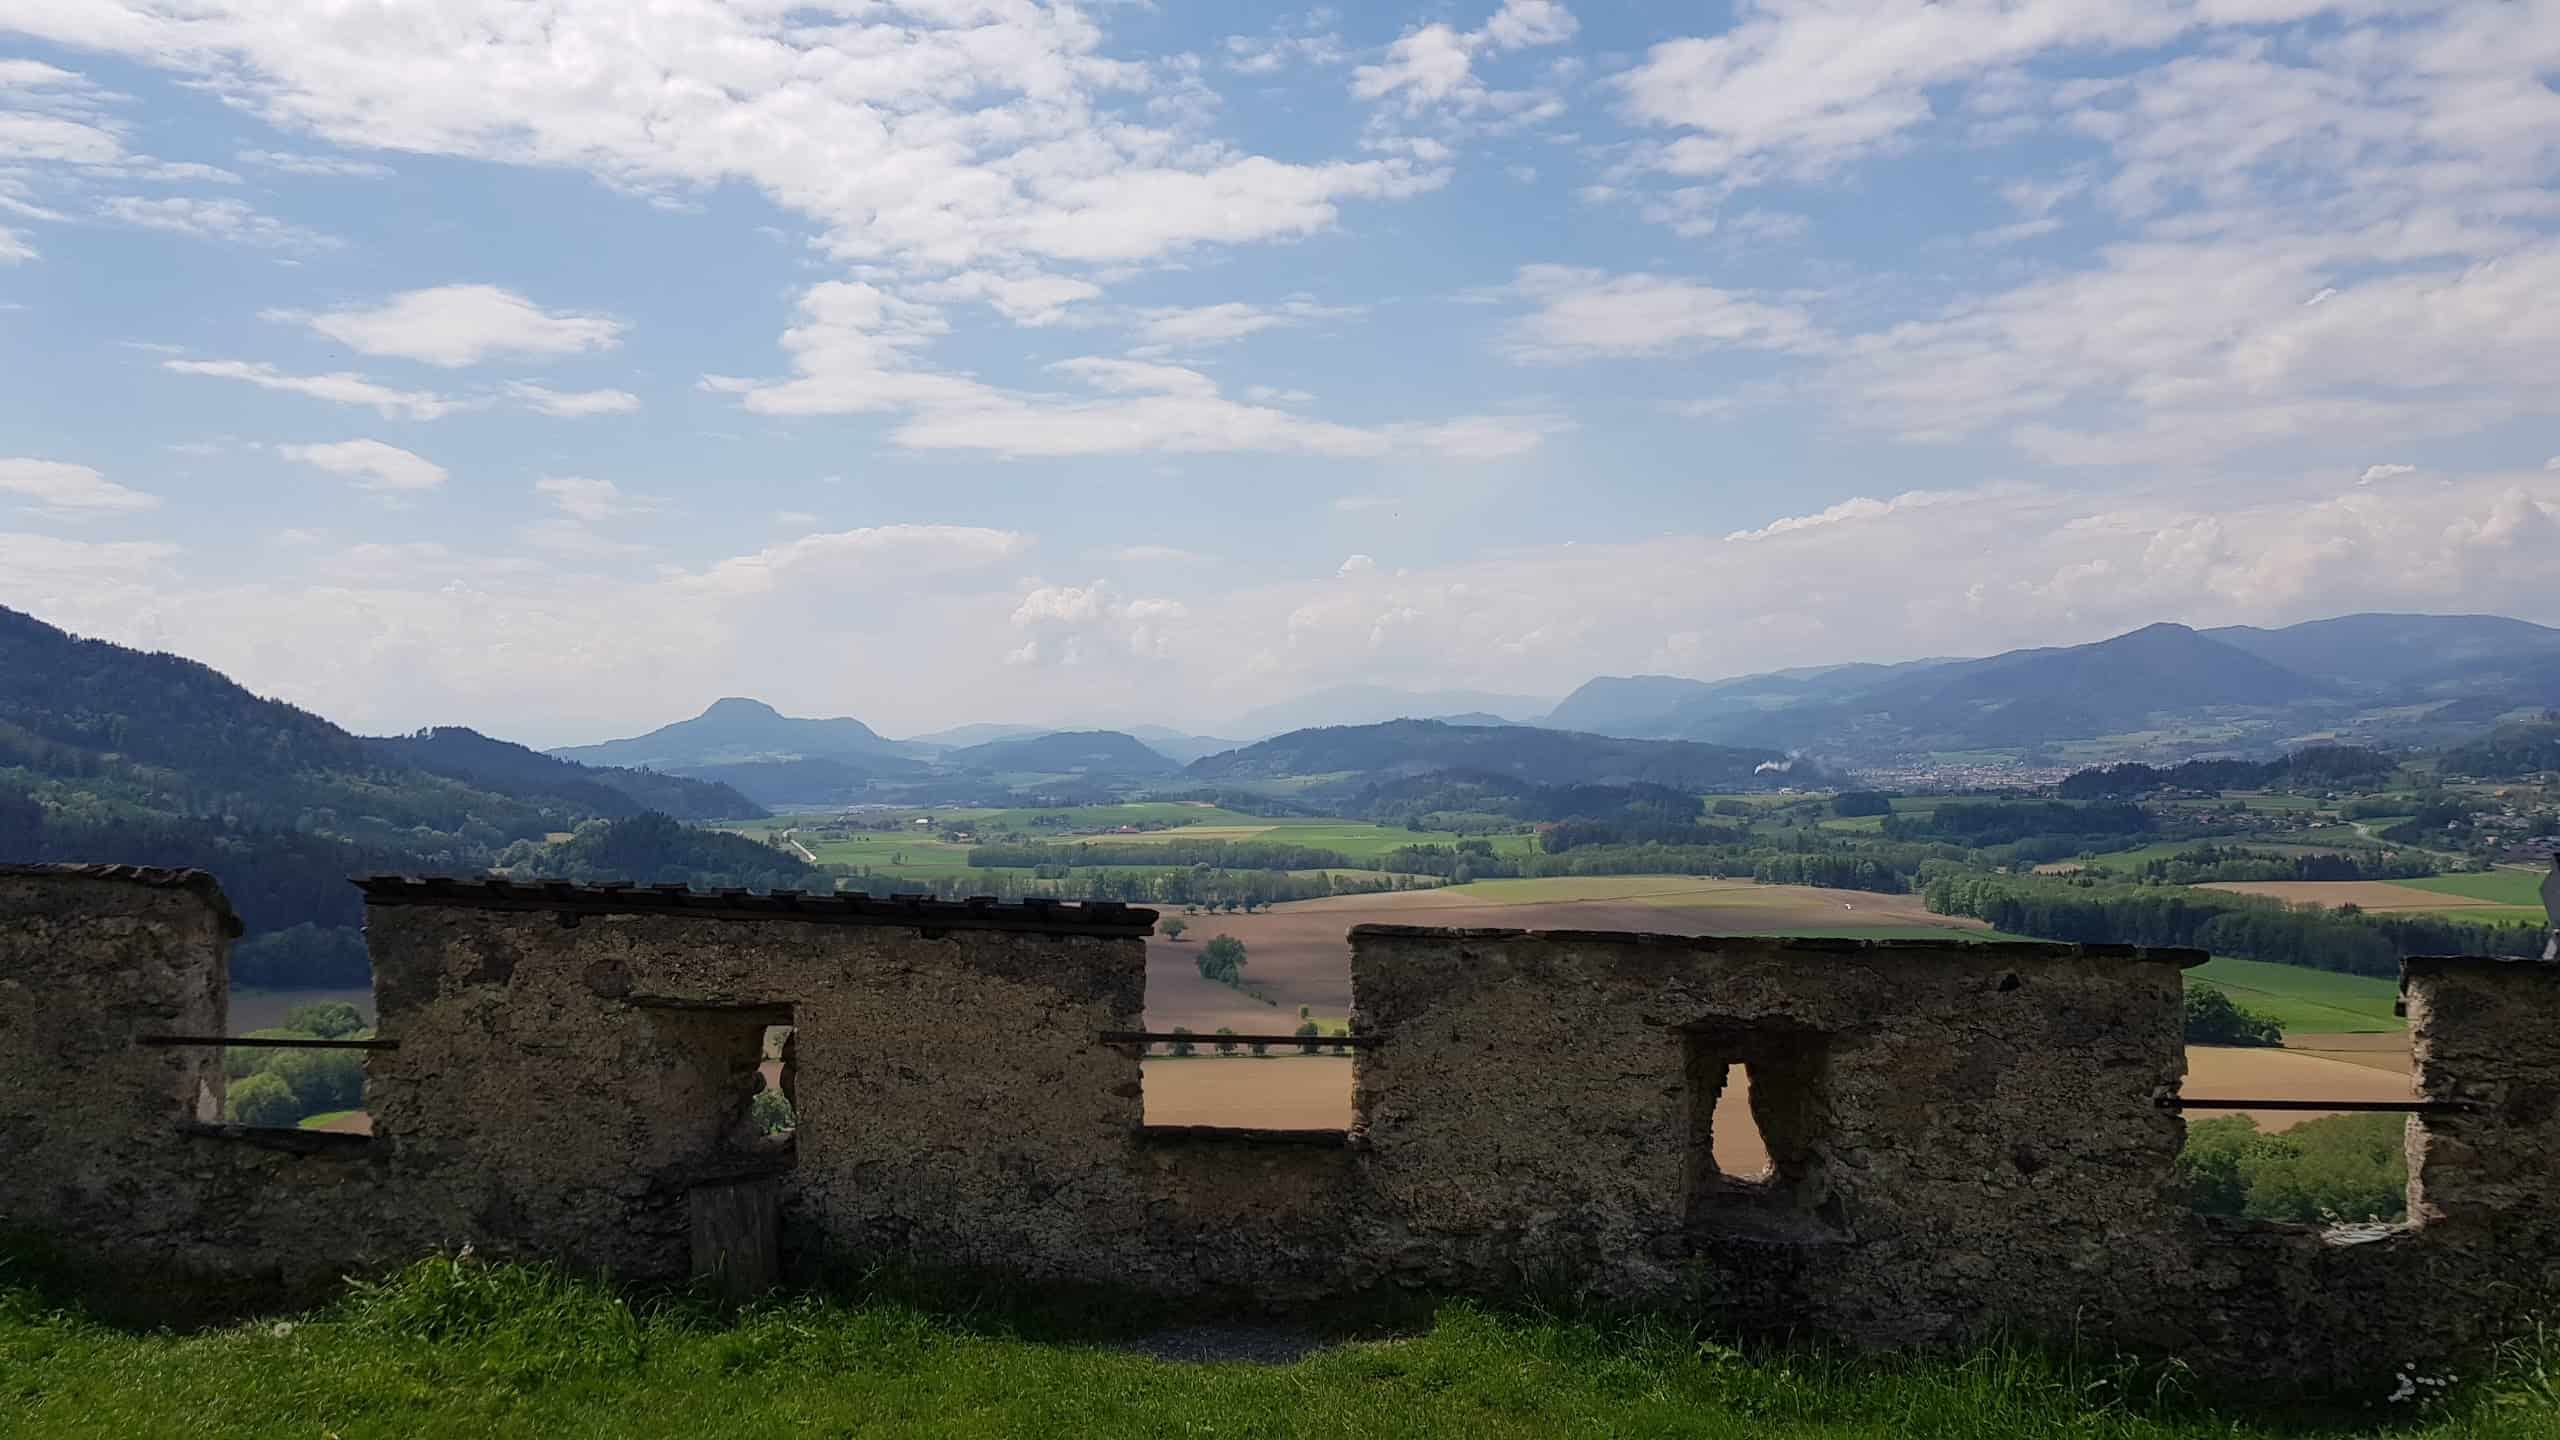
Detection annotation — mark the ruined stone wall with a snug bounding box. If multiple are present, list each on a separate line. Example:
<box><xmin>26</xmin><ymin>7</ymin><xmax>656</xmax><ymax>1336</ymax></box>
<box><xmin>7</xmin><ymin>863</ymin><xmax>2560</xmax><ymax>1385</ymax></box>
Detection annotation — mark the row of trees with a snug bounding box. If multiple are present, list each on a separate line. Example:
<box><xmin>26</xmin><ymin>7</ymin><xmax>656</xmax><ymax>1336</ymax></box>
<box><xmin>2119</xmin><ymin>844</ymin><xmax>2437</xmax><ymax>887</ymax></box>
<box><xmin>2178</xmin><ymin>1113</ymin><xmax>2407</xmax><ymax>1224</ymax></box>
<box><xmin>223</xmin><ymin>1001</ymin><xmax>371</xmax><ymax>1128</ymax></box>
<box><xmin>1923</xmin><ymin>872</ymin><xmax>2546</xmax><ymax>975</ymax></box>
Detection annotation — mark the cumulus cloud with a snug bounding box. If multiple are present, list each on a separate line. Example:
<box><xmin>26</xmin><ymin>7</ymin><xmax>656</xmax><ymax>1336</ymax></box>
<box><xmin>1338</xmin><ymin>553</ymin><xmax>1377</xmax><ymax>575</ymax></box>
<box><xmin>2359</xmin><ymin>463</ymin><xmax>2416</xmax><ymax>485</ymax></box>
<box><xmin>1129</xmin><ymin>297</ymin><xmax>1357</xmax><ymax>351</ymax></box>
<box><xmin>279</xmin><ymin>285</ymin><xmax>621</xmax><ymax>367</ymax></box>
<box><xmin>534</xmin><ymin>476</ymin><xmax>657</xmax><ymax>522</ymax></box>
<box><xmin>1353</xmin><ymin>0</ymin><xmax>1579</xmax><ymax>115</ymax></box>
<box><xmin>162</xmin><ymin>360</ymin><xmax>461</xmax><ymax>420</ymax></box>
<box><xmin>278</xmin><ymin>439</ymin><xmax>448</xmax><ymax>493</ymax></box>
<box><xmin>0</xmin><ymin>457</ymin><xmax>158</xmax><ymax>516</ymax></box>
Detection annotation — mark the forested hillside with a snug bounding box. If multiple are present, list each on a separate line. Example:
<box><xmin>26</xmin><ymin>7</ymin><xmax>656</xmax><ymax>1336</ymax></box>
<box><xmin>0</xmin><ymin>607</ymin><xmax>791</xmax><ymax>985</ymax></box>
<box><xmin>370</xmin><ymin>726</ymin><xmax>759</xmax><ymax>820</ymax></box>
<box><xmin>1189</xmin><ymin>719</ymin><xmax>1793</xmax><ymax>792</ymax></box>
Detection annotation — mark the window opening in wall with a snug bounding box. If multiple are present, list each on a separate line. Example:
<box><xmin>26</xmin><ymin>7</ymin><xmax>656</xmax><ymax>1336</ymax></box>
<box><xmin>2172</xmin><ymin>1029</ymin><xmax>2414</xmax><ymax>1228</ymax></box>
<box><xmin>1681</xmin><ymin>1025</ymin><xmax>1833</xmax><ymax>1237</ymax></box>
<box><xmin>750</xmin><ymin>1024</ymin><xmax>797</xmax><ymax>1143</ymax></box>
<box><xmin>1138</xmin><ymin>919</ymin><xmax>1355</xmax><ymax>1132</ymax></box>
<box><xmin>221</xmin><ymin>996</ymin><xmax>377</xmax><ymax>1134</ymax></box>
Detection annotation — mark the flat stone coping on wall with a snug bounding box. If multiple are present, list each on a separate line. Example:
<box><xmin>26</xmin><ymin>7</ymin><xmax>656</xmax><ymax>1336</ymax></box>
<box><xmin>353</xmin><ymin>875</ymin><xmax>1158</xmax><ymax>937</ymax></box>
<box><xmin>1347</xmin><ymin>922</ymin><xmax>2209</xmax><ymax>966</ymax></box>
<box><xmin>0</xmin><ymin>861</ymin><xmax>244</xmax><ymax>936</ymax></box>
<box><xmin>2401</xmin><ymin>953</ymin><xmax>2560</xmax><ymax>976</ymax></box>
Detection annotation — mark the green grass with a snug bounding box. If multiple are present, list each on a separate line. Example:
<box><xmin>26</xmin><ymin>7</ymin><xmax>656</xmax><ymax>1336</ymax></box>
<box><xmin>2185</xmin><ymin>957</ymin><xmax>2405</xmax><ymax>1034</ymax></box>
<box><xmin>732</xmin><ymin>810</ymin><xmax>1534</xmax><ymax>884</ymax></box>
<box><xmin>2398</xmin><ymin>870</ymin><xmax>2548</xmax><ymax>907</ymax></box>
<box><xmin>296</xmin><ymin>1110</ymin><xmax>363</xmax><ymax>1130</ymax></box>
<box><xmin>6</xmin><ymin>1253</ymin><xmax>2552</xmax><ymax>1437</ymax></box>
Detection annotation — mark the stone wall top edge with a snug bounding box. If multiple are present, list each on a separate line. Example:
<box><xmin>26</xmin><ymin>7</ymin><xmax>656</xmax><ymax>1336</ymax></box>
<box><xmin>1346</xmin><ymin>922</ymin><xmax>2207</xmax><ymax>966</ymax></box>
<box><xmin>2400</xmin><ymin>953</ymin><xmax>2560</xmax><ymax>978</ymax></box>
<box><xmin>354</xmin><ymin>874</ymin><xmax>1156</xmax><ymax>937</ymax></box>
<box><xmin>0</xmin><ymin>861</ymin><xmax>243</xmax><ymax>936</ymax></box>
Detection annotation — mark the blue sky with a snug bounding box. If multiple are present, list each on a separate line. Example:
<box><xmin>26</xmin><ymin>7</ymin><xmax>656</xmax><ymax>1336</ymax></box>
<box><xmin>2</xmin><ymin>1</ymin><xmax>2556</xmax><ymax>744</ymax></box>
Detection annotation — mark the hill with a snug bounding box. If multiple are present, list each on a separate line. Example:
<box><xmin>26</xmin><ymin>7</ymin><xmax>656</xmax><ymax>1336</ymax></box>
<box><xmin>1229</xmin><ymin>684</ymin><xmax>1554</xmax><ymax>738</ymax></box>
<box><xmin>2440</xmin><ymin>715</ymin><xmax>2560</xmax><ymax>777</ymax></box>
<box><xmin>0</xmin><ymin>606</ymin><xmax>801</xmax><ymax>974</ymax></box>
<box><xmin>946</xmin><ymin>730</ymin><xmax>1182</xmax><ymax>776</ymax></box>
<box><xmin>552</xmin><ymin>697</ymin><xmax>913</xmax><ymax>769</ymax></box>
<box><xmin>1187</xmin><ymin>719</ymin><xmax>1793</xmax><ymax>792</ymax></box>
<box><xmin>497</xmin><ymin>812</ymin><xmax>815</xmax><ymax>890</ymax></box>
<box><xmin>2205</xmin><ymin>613</ymin><xmax>2560</xmax><ymax>688</ymax></box>
<box><xmin>1554</xmin><ymin>613</ymin><xmax>2560</xmax><ymax>762</ymax></box>
<box><xmin>370</xmin><ymin>727</ymin><xmax>761</xmax><ymax>820</ymax></box>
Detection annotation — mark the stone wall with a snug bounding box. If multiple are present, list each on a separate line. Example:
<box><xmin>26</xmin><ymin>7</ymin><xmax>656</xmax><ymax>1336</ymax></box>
<box><xmin>5</xmin><ymin>862</ymin><xmax>2558</xmax><ymax>1385</ymax></box>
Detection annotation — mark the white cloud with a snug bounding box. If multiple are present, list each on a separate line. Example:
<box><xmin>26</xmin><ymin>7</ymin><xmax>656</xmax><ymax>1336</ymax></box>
<box><xmin>161</xmin><ymin>360</ymin><xmax>461</xmax><ymax>419</ymax></box>
<box><xmin>99</xmin><ymin>194</ymin><xmax>334</xmax><ymax>249</ymax></box>
<box><xmin>280</xmin><ymin>285</ymin><xmax>621</xmax><ymax>367</ymax></box>
<box><xmin>909</xmin><ymin>270</ymin><xmax>1103</xmax><ymax>327</ymax></box>
<box><xmin>506</xmin><ymin>382</ymin><xmax>641</xmax><ymax>417</ymax></box>
<box><xmin>535</xmin><ymin>476</ymin><xmax>658</xmax><ymax>522</ymax></box>
<box><xmin>1130</xmin><ymin>298</ymin><xmax>1357</xmax><ymax>350</ymax></box>
<box><xmin>1112</xmin><ymin>544</ymin><xmax>1211</xmax><ymax>564</ymax></box>
<box><xmin>714</xmin><ymin>282</ymin><xmax>1552</xmax><ymax>462</ymax></box>
<box><xmin>0</xmin><ymin>225</ymin><xmax>33</xmax><ymax>264</ymax></box>
<box><xmin>0</xmin><ymin>457</ymin><xmax>158</xmax><ymax>516</ymax></box>
<box><xmin>1338</xmin><ymin>553</ymin><xmax>1377</xmax><ymax>575</ymax></box>
<box><xmin>1723</xmin><ymin>488</ymin><xmax>1970</xmax><ymax>542</ymax></box>
<box><xmin>278</xmin><ymin>439</ymin><xmax>448</xmax><ymax>493</ymax></box>
<box><xmin>1246</xmin><ymin>385</ymin><xmax>1315</xmax><ymax>405</ymax></box>
<box><xmin>1502</xmin><ymin>264</ymin><xmax>1815</xmax><ymax>361</ymax></box>
<box><xmin>1225</xmin><ymin>29</ymin><xmax>1347</xmax><ymax>75</ymax></box>
<box><xmin>236</xmin><ymin>148</ymin><xmax>390</xmax><ymax>178</ymax></box>
<box><xmin>2358</xmin><ymin>463</ymin><xmax>2416</xmax><ymax>485</ymax></box>
<box><xmin>14</xmin><ymin>1</ymin><xmax>1438</xmax><ymax>273</ymax></box>
<box><xmin>1353</xmin><ymin>1</ymin><xmax>1579</xmax><ymax>114</ymax></box>
<box><xmin>681</xmin><ymin>525</ymin><xmax>1029</xmax><ymax>599</ymax></box>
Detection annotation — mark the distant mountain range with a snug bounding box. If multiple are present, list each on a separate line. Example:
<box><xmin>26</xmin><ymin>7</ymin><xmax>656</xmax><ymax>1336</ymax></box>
<box><xmin>1543</xmin><ymin>614</ymin><xmax>2560</xmax><ymax>763</ymax></box>
<box><xmin>1187</xmin><ymin>719</ymin><xmax>1794</xmax><ymax>794</ymax></box>
<box><xmin>1225</xmin><ymin>684</ymin><xmax>1555</xmax><ymax>738</ymax></box>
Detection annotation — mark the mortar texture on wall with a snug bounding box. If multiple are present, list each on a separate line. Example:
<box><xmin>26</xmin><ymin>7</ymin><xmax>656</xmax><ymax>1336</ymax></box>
<box><xmin>5</xmin><ymin>863</ymin><xmax>2559</xmax><ymax>1386</ymax></box>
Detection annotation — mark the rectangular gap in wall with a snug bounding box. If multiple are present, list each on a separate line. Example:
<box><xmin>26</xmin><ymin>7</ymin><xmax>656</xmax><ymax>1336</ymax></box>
<box><xmin>2173</xmin><ymin>1045</ymin><xmax>2412</xmax><ymax>1229</ymax></box>
<box><xmin>1141</xmin><ymin>917</ymin><xmax>1354</xmax><ymax>1130</ymax></box>
<box><xmin>220</xmin><ymin>993</ymin><xmax>377</xmax><ymax>1134</ymax></box>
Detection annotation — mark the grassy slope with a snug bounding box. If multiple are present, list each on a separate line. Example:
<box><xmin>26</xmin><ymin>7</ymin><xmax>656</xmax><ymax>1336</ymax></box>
<box><xmin>736</xmin><ymin>807</ymin><xmax>1537</xmax><ymax>882</ymax></box>
<box><xmin>5</xmin><ymin>1257</ymin><xmax>2552</xmax><ymax>1438</ymax></box>
<box><xmin>2398</xmin><ymin>870</ymin><xmax>2548</xmax><ymax>906</ymax></box>
<box><xmin>2186</xmin><ymin>958</ymin><xmax>2405</xmax><ymax>1034</ymax></box>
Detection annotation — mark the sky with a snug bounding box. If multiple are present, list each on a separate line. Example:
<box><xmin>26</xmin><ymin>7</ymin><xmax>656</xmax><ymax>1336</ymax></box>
<box><xmin>2</xmin><ymin>0</ymin><xmax>2557</xmax><ymax>746</ymax></box>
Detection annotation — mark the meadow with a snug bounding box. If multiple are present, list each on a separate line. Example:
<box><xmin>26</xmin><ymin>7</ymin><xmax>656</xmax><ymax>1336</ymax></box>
<box><xmin>2200</xmin><ymin>879</ymin><xmax>2547</xmax><ymax>925</ymax></box>
<box><xmin>2184</xmin><ymin>957</ymin><xmax>2405</xmax><ymax>1034</ymax></box>
<box><xmin>10</xmin><ymin>1253</ymin><xmax>2554</xmax><ymax>1438</ymax></box>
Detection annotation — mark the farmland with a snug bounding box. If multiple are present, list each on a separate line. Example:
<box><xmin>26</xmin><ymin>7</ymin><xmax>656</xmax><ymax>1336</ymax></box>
<box><xmin>2185</xmin><ymin>957</ymin><xmax>2403</xmax><ymax>1033</ymax></box>
<box><xmin>2200</xmin><ymin>878</ymin><xmax>2547</xmax><ymax>925</ymax></box>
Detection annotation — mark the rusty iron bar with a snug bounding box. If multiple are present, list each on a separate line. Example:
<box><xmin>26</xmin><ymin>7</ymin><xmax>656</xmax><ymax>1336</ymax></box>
<box><xmin>141</xmin><ymin>1035</ymin><xmax>400</xmax><ymax>1051</ymax></box>
<box><xmin>2160</xmin><ymin>1096</ymin><xmax>2475</xmax><ymax>1114</ymax></box>
<box><xmin>1097</xmin><ymin>1029</ymin><xmax>1383</xmax><ymax>1049</ymax></box>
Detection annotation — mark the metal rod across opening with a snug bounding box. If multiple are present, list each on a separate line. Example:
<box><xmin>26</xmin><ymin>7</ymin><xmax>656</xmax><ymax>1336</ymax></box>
<box><xmin>2161</xmin><ymin>1096</ymin><xmax>2475</xmax><ymax>1114</ymax></box>
<box><xmin>1097</xmin><ymin>1029</ymin><xmax>1382</xmax><ymax>1049</ymax></box>
<box><xmin>140</xmin><ymin>1035</ymin><xmax>400</xmax><ymax>1051</ymax></box>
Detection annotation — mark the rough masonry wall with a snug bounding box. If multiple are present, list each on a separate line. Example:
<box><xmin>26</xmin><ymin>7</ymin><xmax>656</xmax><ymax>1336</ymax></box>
<box><xmin>1348</xmin><ymin>926</ymin><xmax>2195</xmax><ymax>1343</ymax></box>
<box><xmin>9</xmin><ymin>864</ymin><xmax>2560</xmax><ymax>1386</ymax></box>
<box><xmin>0</xmin><ymin>866</ymin><xmax>230</xmax><ymax>1257</ymax></box>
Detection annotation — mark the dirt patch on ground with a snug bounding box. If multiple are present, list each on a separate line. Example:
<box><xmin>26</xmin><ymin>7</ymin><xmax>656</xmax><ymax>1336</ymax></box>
<box><xmin>2284</xmin><ymin>1030</ymin><xmax>2414</xmax><ymax>1074</ymax></box>
<box><xmin>1144</xmin><ymin>878</ymin><xmax>1989</xmax><ymax>1034</ymax></box>
<box><xmin>2198</xmin><ymin>881</ymin><xmax>2501</xmax><ymax>910</ymax></box>
<box><xmin>2185</xmin><ymin>1045</ymin><xmax>2414</xmax><ymax>1130</ymax></box>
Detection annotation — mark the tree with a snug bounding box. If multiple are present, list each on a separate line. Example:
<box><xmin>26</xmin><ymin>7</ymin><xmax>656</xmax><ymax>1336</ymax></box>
<box><xmin>225</xmin><ymin>1072</ymin><xmax>301</xmax><ymax>1127</ymax></box>
<box><xmin>750</xmin><ymin>1090</ymin><xmax>796</xmax><ymax>1134</ymax></box>
<box><xmin>1249</xmin><ymin>1037</ymin><xmax>1269</xmax><ymax>1056</ymax></box>
<box><xmin>282</xmin><ymin>1000</ymin><xmax>366</xmax><ymax>1039</ymax></box>
<box><xmin>1214</xmin><ymin>1026</ymin><xmax>1239</xmax><ymax>1056</ymax></box>
<box><xmin>1199</xmin><ymin>934</ymin><xmax>1248</xmax><ymax>985</ymax></box>
<box><xmin>2183</xmin><ymin>986</ymin><xmax>2284</xmax><ymax>1047</ymax></box>
<box><xmin>1168</xmin><ymin>1025</ymin><xmax>1196</xmax><ymax>1057</ymax></box>
<box><xmin>1162</xmin><ymin>917</ymin><xmax>1188</xmax><ymax>942</ymax></box>
<box><xmin>1330</xmin><ymin>1024</ymin><xmax>1350</xmax><ymax>1056</ymax></box>
<box><xmin>266</xmin><ymin>1048</ymin><xmax>366</xmax><ymax>1112</ymax></box>
<box><xmin>1295</xmin><ymin>1019</ymin><xmax>1322</xmax><ymax>1054</ymax></box>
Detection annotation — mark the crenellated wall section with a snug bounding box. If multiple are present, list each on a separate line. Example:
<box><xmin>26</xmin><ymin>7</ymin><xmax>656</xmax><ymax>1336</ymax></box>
<box><xmin>5</xmin><ymin>861</ymin><xmax>2556</xmax><ymax>1383</ymax></box>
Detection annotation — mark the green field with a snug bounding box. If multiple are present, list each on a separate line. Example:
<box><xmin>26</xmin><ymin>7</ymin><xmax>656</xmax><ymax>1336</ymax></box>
<box><xmin>2185</xmin><ymin>957</ymin><xmax>2405</xmax><ymax>1034</ymax></box>
<box><xmin>2397</xmin><ymin>870</ymin><xmax>2548</xmax><ymax>907</ymax></box>
<box><xmin>7</xmin><ymin>1253</ymin><xmax>2551</xmax><ymax>1437</ymax></box>
<box><xmin>730</xmin><ymin>805</ymin><xmax>1533</xmax><ymax>884</ymax></box>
